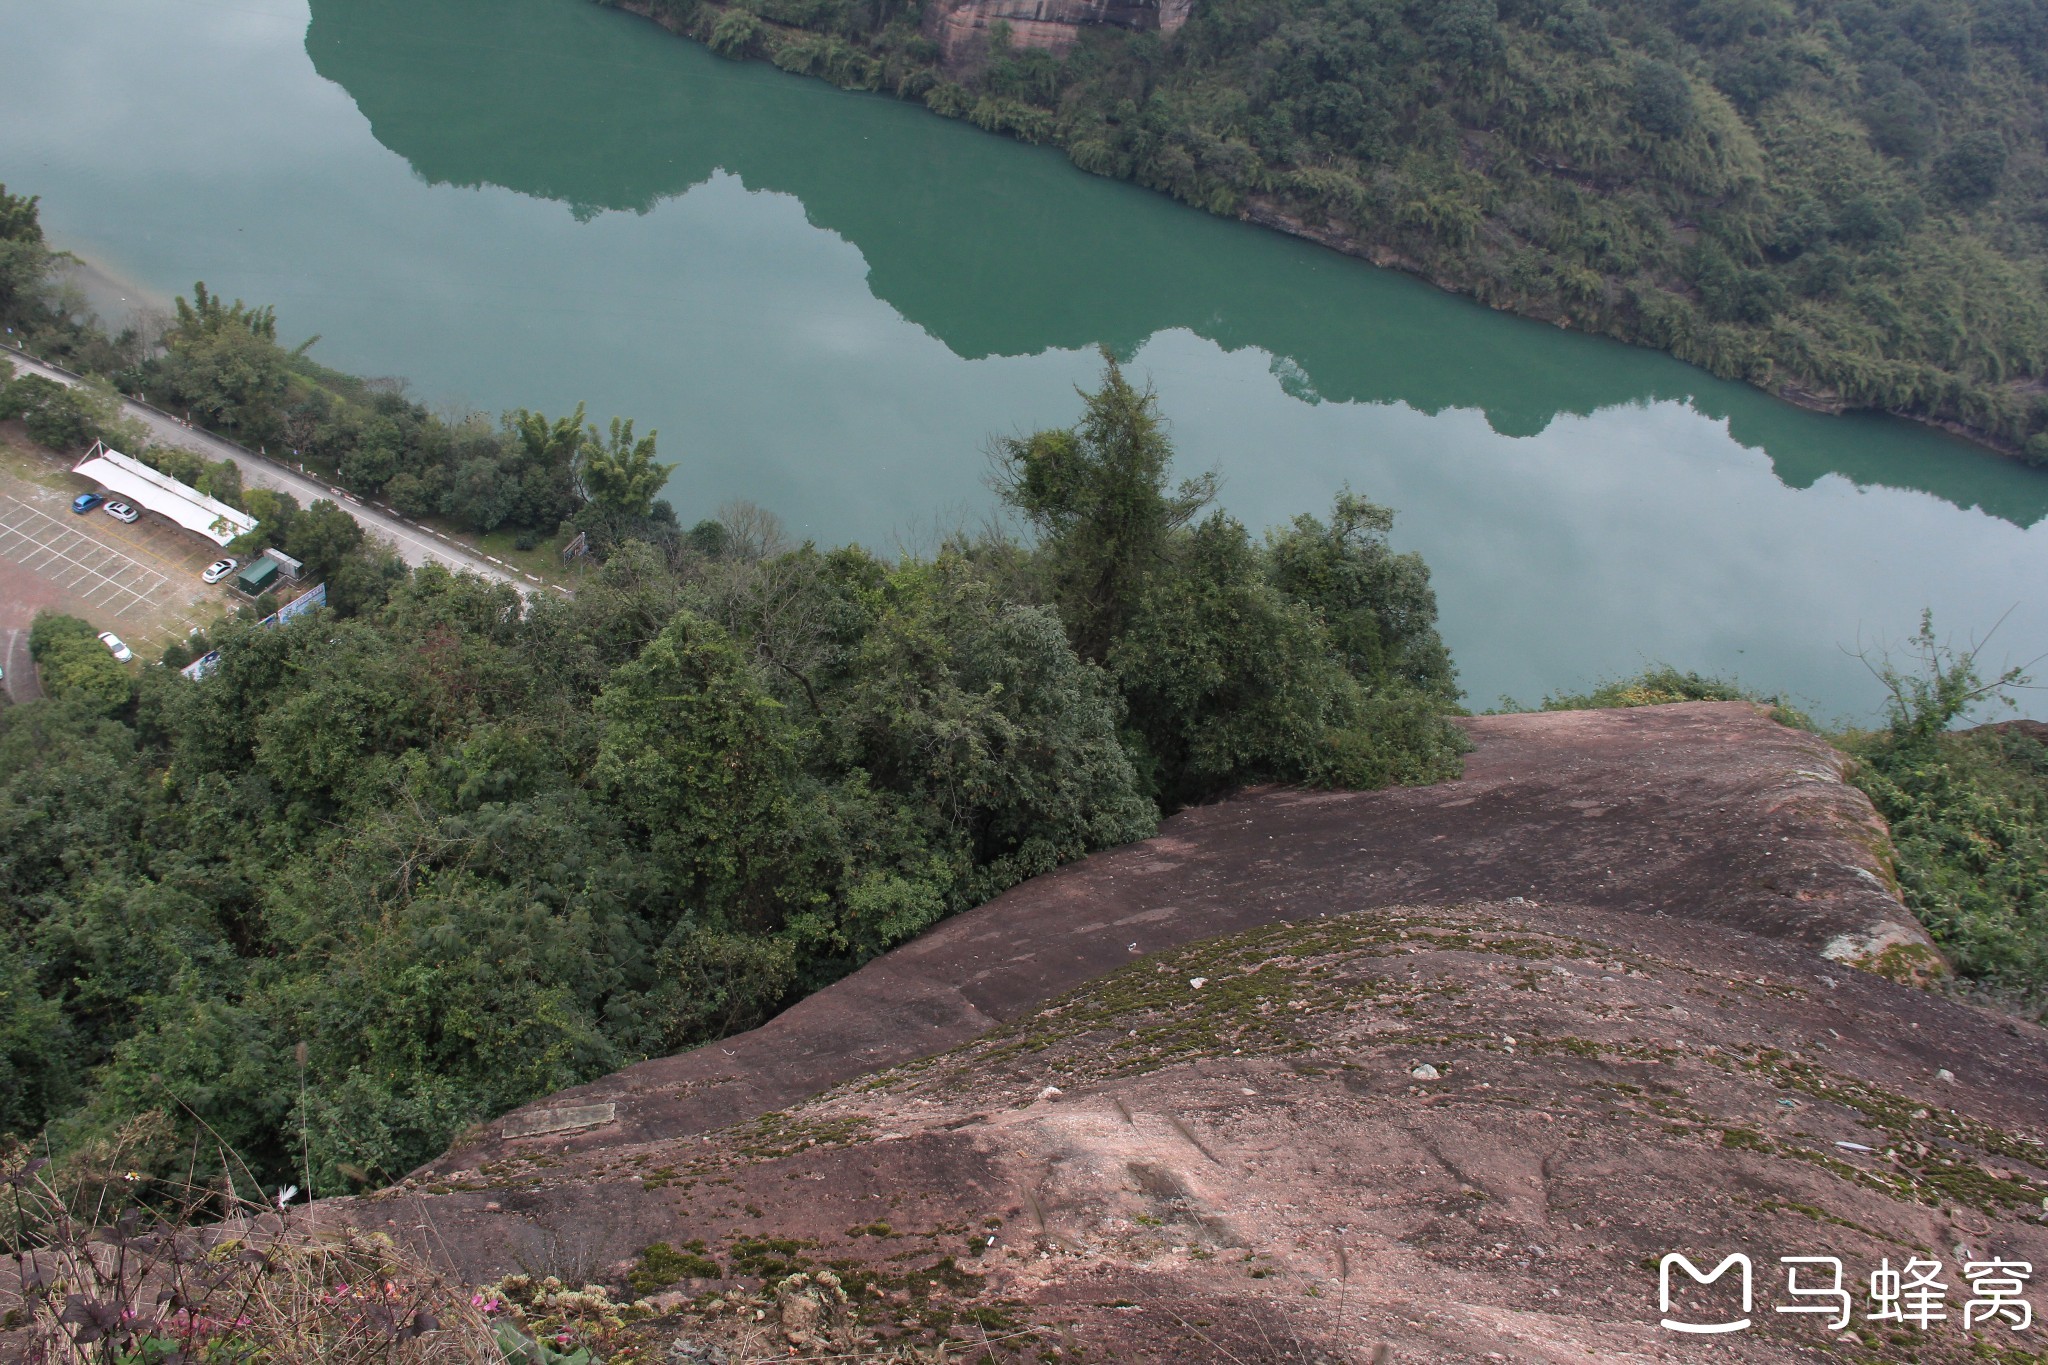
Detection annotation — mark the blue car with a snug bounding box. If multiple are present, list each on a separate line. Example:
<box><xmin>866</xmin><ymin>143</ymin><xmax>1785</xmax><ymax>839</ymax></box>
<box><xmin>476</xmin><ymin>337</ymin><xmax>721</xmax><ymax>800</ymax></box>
<box><xmin>72</xmin><ymin>492</ymin><xmax>103</xmax><ymax>513</ymax></box>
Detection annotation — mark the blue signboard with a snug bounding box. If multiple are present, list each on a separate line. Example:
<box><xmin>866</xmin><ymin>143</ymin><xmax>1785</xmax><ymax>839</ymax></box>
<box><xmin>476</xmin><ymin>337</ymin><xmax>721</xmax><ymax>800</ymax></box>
<box><xmin>274</xmin><ymin>581</ymin><xmax>326</xmax><ymax>624</ymax></box>
<box><xmin>179</xmin><ymin>583</ymin><xmax>327</xmax><ymax>682</ymax></box>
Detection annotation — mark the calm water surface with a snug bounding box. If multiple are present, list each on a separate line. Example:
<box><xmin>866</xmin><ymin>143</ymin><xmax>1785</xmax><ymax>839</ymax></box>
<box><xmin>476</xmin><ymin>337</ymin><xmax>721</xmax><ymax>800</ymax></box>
<box><xmin>5</xmin><ymin>0</ymin><xmax>2046</xmax><ymax>719</ymax></box>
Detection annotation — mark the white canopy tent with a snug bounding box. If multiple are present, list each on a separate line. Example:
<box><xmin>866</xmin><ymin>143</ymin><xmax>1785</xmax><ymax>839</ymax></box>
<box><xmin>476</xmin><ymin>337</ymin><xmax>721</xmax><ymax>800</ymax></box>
<box><xmin>72</xmin><ymin>442</ymin><xmax>256</xmax><ymax>548</ymax></box>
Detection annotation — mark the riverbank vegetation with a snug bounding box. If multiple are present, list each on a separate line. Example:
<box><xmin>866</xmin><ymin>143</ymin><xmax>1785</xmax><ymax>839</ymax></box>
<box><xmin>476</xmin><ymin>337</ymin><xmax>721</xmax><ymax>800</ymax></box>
<box><xmin>0</xmin><ymin>349</ymin><xmax>1465</xmax><ymax>1198</ymax></box>
<box><xmin>602</xmin><ymin>0</ymin><xmax>2048</xmax><ymax>459</ymax></box>
<box><xmin>1</xmin><ymin>184</ymin><xmax>675</xmax><ymax>559</ymax></box>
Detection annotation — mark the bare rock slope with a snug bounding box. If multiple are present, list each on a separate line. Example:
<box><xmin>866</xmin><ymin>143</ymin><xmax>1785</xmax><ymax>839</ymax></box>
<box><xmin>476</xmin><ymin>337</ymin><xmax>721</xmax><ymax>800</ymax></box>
<box><xmin>921</xmin><ymin>0</ymin><xmax>1193</xmax><ymax>66</ymax></box>
<box><xmin>369</xmin><ymin>703</ymin><xmax>2048</xmax><ymax>1363</ymax></box>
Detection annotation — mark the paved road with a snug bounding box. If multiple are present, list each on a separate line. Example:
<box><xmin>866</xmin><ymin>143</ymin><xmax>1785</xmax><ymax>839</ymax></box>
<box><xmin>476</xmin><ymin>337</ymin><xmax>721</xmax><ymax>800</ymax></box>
<box><xmin>2</xmin><ymin>347</ymin><xmax>559</xmax><ymax>598</ymax></box>
<box><xmin>0</xmin><ymin>626</ymin><xmax>41</xmax><ymax>704</ymax></box>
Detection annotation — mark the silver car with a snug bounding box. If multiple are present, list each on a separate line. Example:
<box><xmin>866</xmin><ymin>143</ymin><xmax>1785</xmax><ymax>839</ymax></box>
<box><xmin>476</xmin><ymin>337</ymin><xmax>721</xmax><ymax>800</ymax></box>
<box><xmin>105</xmin><ymin>501</ymin><xmax>139</xmax><ymax>524</ymax></box>
<box><xmin>98</xmin><ymin>632</ymin><xmax>133</xmax><ymax>663</ymax></box>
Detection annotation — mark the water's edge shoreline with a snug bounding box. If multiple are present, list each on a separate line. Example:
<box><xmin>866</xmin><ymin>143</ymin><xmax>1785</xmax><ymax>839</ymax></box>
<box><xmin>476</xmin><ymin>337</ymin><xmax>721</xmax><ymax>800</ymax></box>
<box><xmin>602</xmin><ymin>0</ymin><xmax>2034</xmax><ymax>469</ymax></box>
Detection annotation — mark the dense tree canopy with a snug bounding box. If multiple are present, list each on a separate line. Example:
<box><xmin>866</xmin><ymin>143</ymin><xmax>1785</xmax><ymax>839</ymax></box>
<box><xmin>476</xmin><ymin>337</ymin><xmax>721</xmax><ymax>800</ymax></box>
<box><xmin>625</xmin><ymin>0</ymin><xmax>2048</xmax><ymax>460</ymax></box>
<box><xmin>998</xmin><ymin>353</ymin><xmax>1466</xmax><ymax>806</ymax></box>
<box><xmin>152</xmin><ymin>284</ymin><xmax>294</xmax><ymax>442</ymax></box>
<box><xmin>0</xmin><ymin>356</ymin><xmax>1463</xmax><ymax>1198</ymax></box>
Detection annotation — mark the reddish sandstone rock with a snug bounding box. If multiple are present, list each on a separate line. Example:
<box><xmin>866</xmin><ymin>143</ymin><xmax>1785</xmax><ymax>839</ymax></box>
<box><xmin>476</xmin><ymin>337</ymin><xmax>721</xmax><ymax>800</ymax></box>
<box><xmin>921</xmin><ymin>0</ymin><xmax>1192</xmax><ymax>66</ymax></box>
<box><xmin>434</xmin><ymin>702</ymin><xmax>1934</xmax><ymax>1172</ymax></box>
<box><xmin>306</xmin><ymin>703</ymin><xmax>2048</xmax><ymax>1363</ymax></box>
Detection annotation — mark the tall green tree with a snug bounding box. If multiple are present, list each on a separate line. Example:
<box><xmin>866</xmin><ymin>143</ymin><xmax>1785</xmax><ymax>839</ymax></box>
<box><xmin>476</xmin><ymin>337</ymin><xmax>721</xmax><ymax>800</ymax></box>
<box><xmin>594</xmin><ymin>613</ymin><xmax>797</xmax><ymax>923</ymax></box>
<box><xmin>1265</xmin><ymin>491</ymin><xmax>1459</xmax><ymax>701</ymax></box>
<box><xmin>154</xmin><ymin>283</ymin><xmax>296</xmax><ymax>441</ymax></box>
<box><xmin>996</xmin><ymin>355</ymin><xmax>1464</xmax><ymax>807</ymax></box>
<box><xmin>504</xmin><ymin>403</ymin><xmax>587</xmax><ymax>530</ymax></box>
<box><xmin>993</xmin><ymin>347</ymin><xmax>1217</xmax><ymax>664</ymax></box>
<box><xmin>283</xmin><ymin>499</ymin><xmax>367</xmax><ymax>586</ymax></box>
<box><xmin>0</xmin><ymin>183</ymin><xmax>49</xmax><ymax>330</ymax></box>
<box><xmin>578</xmin><ymin>415</ymin><xmax>670</xmax><ymax>518</ymax></box>
<box><xmin>511</xmin><ymin>402</ymin><xmax>588</xmax><ymax>474</ymax></box>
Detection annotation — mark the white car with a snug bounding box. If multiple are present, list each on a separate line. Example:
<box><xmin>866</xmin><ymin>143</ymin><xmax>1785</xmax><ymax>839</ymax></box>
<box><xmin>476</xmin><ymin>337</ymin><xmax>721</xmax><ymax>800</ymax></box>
<box><xmin>98</xmin><ymin>632</ymin><xmax>133</xmax><ymax>663</ymax></box>
<box><xmin>105</xmin><ymin>501</ymin><xmax>139</xmax><ymax>524</ymax></box>
<box><xmin>202</xmin><ymin>558</ymin><xmax>238</xmax><ymax>585</ymax></box>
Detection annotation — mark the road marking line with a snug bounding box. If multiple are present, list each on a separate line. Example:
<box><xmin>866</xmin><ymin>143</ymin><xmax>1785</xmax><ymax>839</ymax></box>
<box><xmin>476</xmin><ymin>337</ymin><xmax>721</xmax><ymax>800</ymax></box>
<box><xmin>0</xmin><ymin>496</ymin><xmax>166</xmax><ymax>611</ymax></box>
<box><xmin>5</xmin><ymin>498</ymin><xmax>172</xmax><ymax>577</ymax></box>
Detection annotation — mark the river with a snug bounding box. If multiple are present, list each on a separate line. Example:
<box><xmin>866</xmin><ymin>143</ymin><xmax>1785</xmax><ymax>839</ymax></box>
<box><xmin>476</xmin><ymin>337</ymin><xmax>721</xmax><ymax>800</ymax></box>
<box><xmin>4</xmin><ymin>0</ymin><xmax>2045</xmax><ymax>720</ymax></box>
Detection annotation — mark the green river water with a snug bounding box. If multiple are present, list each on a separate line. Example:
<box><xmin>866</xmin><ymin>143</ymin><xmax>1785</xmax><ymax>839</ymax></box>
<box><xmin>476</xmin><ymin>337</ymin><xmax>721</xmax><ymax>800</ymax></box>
<box><xmin>4</xmin><ymin>0</ymin><xmax>2046</xmax><ymax>718</ymax></box>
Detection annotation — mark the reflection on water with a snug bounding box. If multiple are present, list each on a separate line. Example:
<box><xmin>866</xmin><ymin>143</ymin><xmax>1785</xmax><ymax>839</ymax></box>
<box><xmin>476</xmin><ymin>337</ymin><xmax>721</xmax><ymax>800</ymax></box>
<box><xmin>4</xmin><ymin>0</ymin><xmax>2044</xmax><ymax>720</ymax></box>
<box><xmin>306</xmin><ymin>0</ymin><xmax>2048</xmax><ymax>528</ymax></box>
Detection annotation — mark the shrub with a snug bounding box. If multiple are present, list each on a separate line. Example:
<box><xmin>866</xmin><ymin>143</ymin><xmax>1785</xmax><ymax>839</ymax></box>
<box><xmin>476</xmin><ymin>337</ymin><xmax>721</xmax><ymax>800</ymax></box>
<box><xmin>1841</xmin><ymin>617</ymin><xmax>2041</xmax><ymax>1000</ymax></box>
<box><xmin>924</xmin><ymin>82</ymin><xmax>972</xmax><ymax>118</ymax></box>
<box><xmin>1862</xmin><ymin>79</ymin><xmax>1938</xmax><ymax>161</ymax></box>
<box><xmin>1935</xmin><ymin>130</ymin><xmax>2008</xmax><ymax>204</ymax></box>
<box><xmin>1631</xmin><ymin>59</ymin><xmax>1697</xmax><ymax>138</ymax></box>
<box><xmin>1528</xmin><ymin>664</ymin><xmax>1811</xmax><ymax>728</ymax></box>
<box><xmin>709</xmin><ymin>8</ymin><xmax>765</xmax><ymax>57</ymax></box>
<box><xmin>628</xmin><ymin>1241</ymin><xmax>722</xmax><ymax>1294</ymax></box>
<box><xmin>26</xmin><ymin>611</ymin><xmax>131</xmax><ymax>714</ymax></box>
<box><xmin>1851</xmin><ymin>725</ymin><xmax>2048</xmax><ymax>998</ymax></box>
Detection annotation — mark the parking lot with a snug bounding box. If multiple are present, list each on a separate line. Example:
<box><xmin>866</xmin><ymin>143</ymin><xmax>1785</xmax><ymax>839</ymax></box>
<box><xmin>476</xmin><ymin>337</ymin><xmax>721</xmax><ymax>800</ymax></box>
<box><xmin>0</xmin><ymin>495</ymin><xmax>181</xmax><ymax>619</ymax></box>
<box><xmin>0</xmin><ymin>433</ymin><xmax>234</xmax><ymax>682</ymax></box>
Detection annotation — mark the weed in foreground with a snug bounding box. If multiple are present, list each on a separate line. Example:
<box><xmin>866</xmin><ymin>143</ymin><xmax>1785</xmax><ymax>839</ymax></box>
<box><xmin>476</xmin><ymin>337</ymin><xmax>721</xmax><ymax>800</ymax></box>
<box><xmin>2</xmin><ymin>1137</ymin><xmax>500</xmax><ymax>1365</ymax></box>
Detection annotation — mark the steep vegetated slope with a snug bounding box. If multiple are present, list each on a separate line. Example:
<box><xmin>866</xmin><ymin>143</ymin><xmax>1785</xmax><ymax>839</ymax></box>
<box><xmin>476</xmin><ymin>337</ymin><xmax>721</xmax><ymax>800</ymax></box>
<box><xmin>1861</xmin><ymin>718</ymin><xmax>2048</xmax><ymax>994</ymax></box>
<box><xmin>0</xmin><ymin>351</ymin><xmax>1464</xmax><ymax>1203</ymax></box>
<box><xmin>606</xmin><ymin>0</ymin><xmax>2048</xmax><ymax>458</ymax></box>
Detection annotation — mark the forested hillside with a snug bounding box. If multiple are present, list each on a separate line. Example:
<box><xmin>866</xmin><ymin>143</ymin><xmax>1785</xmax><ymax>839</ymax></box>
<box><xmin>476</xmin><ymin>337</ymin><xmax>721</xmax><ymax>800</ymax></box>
<box><xmin>609</xmin><ymin>0</ymin><xmax>2048</xmax><ymax>458</ymax></box>
<box><xmin>0</xmin><ymin>346</ymin><xmax>1465</xmax><ymax>1195</ymax></box>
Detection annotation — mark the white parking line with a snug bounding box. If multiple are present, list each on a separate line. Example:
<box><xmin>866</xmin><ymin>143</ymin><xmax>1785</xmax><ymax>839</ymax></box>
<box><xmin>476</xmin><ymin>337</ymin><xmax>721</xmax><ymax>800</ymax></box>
<box><xmin>0</xmin><ymin>497</ymin><xmax>173</xmax><ymax>615</ymax></box>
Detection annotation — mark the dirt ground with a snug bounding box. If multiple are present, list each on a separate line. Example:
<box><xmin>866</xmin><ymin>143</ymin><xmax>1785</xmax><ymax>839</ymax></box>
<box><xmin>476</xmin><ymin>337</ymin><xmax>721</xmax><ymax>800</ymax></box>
<box><xmin>0</xmin><ymin>427</ymin><xmax>236</xmax><ymax>669</ymax></box>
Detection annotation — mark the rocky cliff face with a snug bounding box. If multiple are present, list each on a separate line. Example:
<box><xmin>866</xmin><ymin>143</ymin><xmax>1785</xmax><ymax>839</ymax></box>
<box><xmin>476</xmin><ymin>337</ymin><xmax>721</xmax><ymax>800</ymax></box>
<box><xmin>924</xmin><ymin>0</ymin><xmax>1193</xmax><ymax>65</ymax></box>
<box><xmin>308</xmin><ymin>705</ymin><xmax>2048</xmax><ymax>1362</ymax></box>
